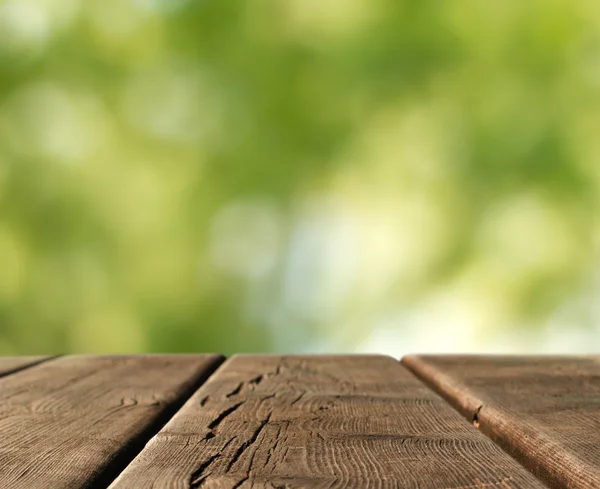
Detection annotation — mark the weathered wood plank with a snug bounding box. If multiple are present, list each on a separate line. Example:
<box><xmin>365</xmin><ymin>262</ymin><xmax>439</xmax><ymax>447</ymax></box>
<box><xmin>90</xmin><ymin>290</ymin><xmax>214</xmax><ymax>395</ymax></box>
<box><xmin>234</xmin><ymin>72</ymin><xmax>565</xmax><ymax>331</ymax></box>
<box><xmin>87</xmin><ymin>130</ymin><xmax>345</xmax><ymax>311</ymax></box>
<box><xmin>0</xmin><ymin>356</ymin><xmax>52</xmax><ymax>378</ymax></box>
<box><xmin>0</xmin><ymin>354</ymin><xmax>223</xmax><ymax>489</ymax></box>
<box><xmin>402</xmin><ymin>355</ymin><xmax>600</xmax><ymax>489</ymax></box>
<box><xmin>111</xmin><ymin>355</ymin><xmax>546</xmax><ymax>488</ymax></box>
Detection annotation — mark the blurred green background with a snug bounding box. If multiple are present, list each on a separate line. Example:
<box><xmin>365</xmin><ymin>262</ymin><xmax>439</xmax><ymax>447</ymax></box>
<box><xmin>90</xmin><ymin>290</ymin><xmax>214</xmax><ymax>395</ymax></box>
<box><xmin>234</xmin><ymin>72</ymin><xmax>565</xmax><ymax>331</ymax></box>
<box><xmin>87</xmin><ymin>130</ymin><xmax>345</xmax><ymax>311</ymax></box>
<box><xmin>1</xmin><ymin>0</ymin><xmax>599</xmax><ymax>355</ymax></box>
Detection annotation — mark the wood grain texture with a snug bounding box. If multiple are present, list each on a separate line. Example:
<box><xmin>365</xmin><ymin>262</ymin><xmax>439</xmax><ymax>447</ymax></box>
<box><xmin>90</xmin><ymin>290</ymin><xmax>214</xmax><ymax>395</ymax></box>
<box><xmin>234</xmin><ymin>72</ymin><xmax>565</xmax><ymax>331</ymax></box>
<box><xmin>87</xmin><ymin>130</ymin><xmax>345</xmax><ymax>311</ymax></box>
<box><xmin>402</xmin><ymin>355</ymin><xmax>600</xmax><ymax>489</ymax></box>
<box><xmin>110</xmin><ymin>354</ymin><xmax>546</xmax><ymax>488</ymax></box>
<box><xmin>0</xmin><ymin>354</ymin><xmax>223</xmax><ymax>489</ymax></box>
<box><xmin>0</xmin><ymin>356</ymin><xmax>52</xmax><ymax>377</ymax></box>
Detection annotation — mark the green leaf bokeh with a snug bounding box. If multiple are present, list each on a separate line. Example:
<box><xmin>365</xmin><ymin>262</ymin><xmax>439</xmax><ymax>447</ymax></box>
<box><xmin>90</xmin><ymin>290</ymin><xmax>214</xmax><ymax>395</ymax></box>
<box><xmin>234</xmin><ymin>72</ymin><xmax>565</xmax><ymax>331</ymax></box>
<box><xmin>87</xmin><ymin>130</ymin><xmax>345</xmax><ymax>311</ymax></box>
<box><xmin>1</xmin><ymin>0</ymin><xmax>599</xmax><ymax>354</ymax></box>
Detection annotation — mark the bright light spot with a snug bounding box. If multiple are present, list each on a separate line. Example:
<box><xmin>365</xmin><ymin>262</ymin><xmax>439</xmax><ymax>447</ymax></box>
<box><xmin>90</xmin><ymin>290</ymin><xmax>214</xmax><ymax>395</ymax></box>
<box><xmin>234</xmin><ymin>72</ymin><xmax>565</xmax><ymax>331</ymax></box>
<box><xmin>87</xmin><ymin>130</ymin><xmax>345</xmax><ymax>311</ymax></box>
<box><xmin>85</xmin><ymin>0</ymin><xmax>146</xmax><ymax>42</ymax></box>
<box><xmin>38</xmin><ymin>0</ymin><xmax>80</xmax><ymax>29</ymax></box>
<box><xmin>130</xmin><ymin>0</ymin><xmax>192</xmax><ymax>14</ymax></box>
<box><xmin>284</xmin><ymin>0</ymin><xmax>377</xmax><ymax>42</ymax></box>
<box><xmin>354</xmin><ymin>103</ymin><xmax>459</xmax><ymax>186</ymax></box>
<box><xmin>209</xmin><ymin>199</ymin><xmax>282</xmax><ymax>280</ymax></box>
<box><xmin>0</xmin><ymin>82</ymin><xmax>109</xmax><ymax>163</ymax></box>
<box><xmin>354</xmin><ymin>321</ymin><xmax>406</xmax><ymax>357</ymax></box>
<box><xmin>282</xmin><ymin>195</ymin><xmax>359</xmax><ymax>321</ymax></box>
<box><xmin>477</xmin><ymin>193</ymin><xmax>580</xmax><ymax>275</ymax></box>
<box><xmin>354</xmin><ymin>192</ymin><xmax>453</xmax><ymax>299</ymax></box>
<box><xmin>120</xmin><ymin>61</ymin><xmax>222</xmax><ymax>143</ymax></box>
<box><xmin>0</xmin><ymin>1</ymin><xmax>50</xmax><ymax>60</ymax></box>
<box><xmin>0</xmin><ymin>0</ymin><xmax>79</xmax><ymax>63</ymax></box>
<box><xmin>330</xmin><ymin>102</ymin><xmax>464</xmax><ymax>301</ymax></box>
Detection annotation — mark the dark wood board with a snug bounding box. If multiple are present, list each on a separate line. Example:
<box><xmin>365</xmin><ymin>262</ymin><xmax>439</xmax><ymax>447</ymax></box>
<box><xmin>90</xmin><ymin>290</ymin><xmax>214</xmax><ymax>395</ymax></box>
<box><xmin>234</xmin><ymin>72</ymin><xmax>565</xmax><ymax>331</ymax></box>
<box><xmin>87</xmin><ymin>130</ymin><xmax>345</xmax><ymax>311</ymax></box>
<box><xmin>0</xmin><ymin>354</ymin><xmax>223</xmax><ymax>488</ymax></box>
<box><xmin>0</xmin><ymin>356</ymin><xmax>52</xmax><ymax>378</ymax></box>
<box><xmin>402</xmin><ymin>355</ymin><xmax>600</xmax><ymax>489</ymax></box>
<box><xmin>110</xmin><ymin>354</ymin><xmax>546</xmax><ymax>488</ymax></box>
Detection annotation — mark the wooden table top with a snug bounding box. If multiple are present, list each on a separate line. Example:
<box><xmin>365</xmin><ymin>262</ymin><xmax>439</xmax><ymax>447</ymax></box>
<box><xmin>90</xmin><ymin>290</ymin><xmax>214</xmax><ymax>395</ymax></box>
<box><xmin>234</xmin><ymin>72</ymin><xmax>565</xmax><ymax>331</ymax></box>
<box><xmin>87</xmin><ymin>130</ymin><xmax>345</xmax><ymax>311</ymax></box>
<box><xmin>0</xmin><ymin>355</ymin><xmax>597</xmax><ymax>488</ymax></box>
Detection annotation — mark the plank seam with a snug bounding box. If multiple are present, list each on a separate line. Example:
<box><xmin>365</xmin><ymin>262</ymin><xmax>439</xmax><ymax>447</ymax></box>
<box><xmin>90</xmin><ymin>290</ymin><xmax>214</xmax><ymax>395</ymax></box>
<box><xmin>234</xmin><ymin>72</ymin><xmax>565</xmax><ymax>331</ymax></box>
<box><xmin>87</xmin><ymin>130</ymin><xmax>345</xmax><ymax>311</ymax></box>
<box><xmin>400</xmin><ymin>355</ymin><xmax>600</xmax><ymax>489</ymax></box>
<box><xmin>88</xmin><ymin>355</ymin><xmax>226</xmax><ymax>489</ymax></box>
<box><xmin>0</xmin><ymin>355</ymin><xmax>63</xmax><ymax>380</ymax></box>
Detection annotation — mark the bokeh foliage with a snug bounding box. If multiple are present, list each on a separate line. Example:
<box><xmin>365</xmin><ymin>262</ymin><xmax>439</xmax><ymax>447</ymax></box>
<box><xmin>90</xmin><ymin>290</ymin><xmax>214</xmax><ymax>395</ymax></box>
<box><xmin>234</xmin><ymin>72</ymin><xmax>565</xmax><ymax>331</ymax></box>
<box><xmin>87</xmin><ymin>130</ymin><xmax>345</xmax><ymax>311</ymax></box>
<box><xmin>0</xmin><ymin>0</ymin><xmax>599</xmax><ymax>354</ymax></box>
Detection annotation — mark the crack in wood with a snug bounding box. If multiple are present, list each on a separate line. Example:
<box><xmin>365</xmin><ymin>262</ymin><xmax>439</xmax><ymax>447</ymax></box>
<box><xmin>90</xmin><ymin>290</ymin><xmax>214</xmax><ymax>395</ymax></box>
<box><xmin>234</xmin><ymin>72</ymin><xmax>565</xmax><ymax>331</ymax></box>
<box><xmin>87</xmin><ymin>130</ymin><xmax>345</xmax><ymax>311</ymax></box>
<box><xmin>248</xmin><ymin>374</ymin><xmax>264</xmax><ymax>385</ymax></box>
<box><xmin>188</xmin><ymin>453</ymin><xmax>220</xmax><ymax>488</ymax></box>
<box><xmin>231</xmin><ymin>476</ymin><xmax>248</xmax><ymax>489</ymax></box>
<box><xmin>238</xmin><ymin>430</ymin><xmax>262</xmax><ymax>487</ymax></box>
<box><xmin>225</xmin><ymin>413</ymin><xmax>272</xmax><ymax>474</ymax></box>
<box><xmin>472</xmin><ymin>405</ymin><xmax>484</xmax><ymax>429</ymax></box>
<box><xmin>207</xmin><ymin>402</ymin><xmax>245</xmax><ymax>431</ymax></box>
<box><xmin>188</xmin><ymin>437</ymin><xmax>236</xmax><ymax>488</ymax></box>
<box><xmin>188</xmin><ymin>402</ymin><xmax>274</xmax><ymax>487</ymax></box>
<box><xmin>289</xmin><ymin>391</ymin><xmax>305</xmax><ymax>406</ymax></box>
<box><xmin>226</xmin><ymin>383</ymin><xmax>244</xmax><ymax>398</ymax></box>
<box><xmin>225</xmin><ymin>367</ymin><xmax>281</xmax><ymax>399</ymax></box>
<box><xmin>263</xmin><ymin>423</ymin><xmax>285</xmax><ymax>468</ymax></box>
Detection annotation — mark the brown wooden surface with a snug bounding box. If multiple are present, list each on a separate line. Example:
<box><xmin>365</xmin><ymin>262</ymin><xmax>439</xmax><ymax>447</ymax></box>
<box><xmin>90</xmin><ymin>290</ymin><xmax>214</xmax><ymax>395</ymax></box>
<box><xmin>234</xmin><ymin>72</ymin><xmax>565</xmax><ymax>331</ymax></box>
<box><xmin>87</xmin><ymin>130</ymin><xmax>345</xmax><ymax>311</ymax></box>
<box><xmin>0</xmin><ymin>354</ymin><xmax>222</xmax><ymax>489</ymax></box>
<box><xmin>402</xmin><ymin>355</ymin><xmax>600</xmax><ymax>489</ymax></box>
<box><xmin>0</xmin><ymin>356</ymin><xmax>51</xmax><ymax>378</ymax></box>
<box><xmin>110</xmin><ymin>354</ymin><xmax>545</xmax><ymax>488</ymax></box>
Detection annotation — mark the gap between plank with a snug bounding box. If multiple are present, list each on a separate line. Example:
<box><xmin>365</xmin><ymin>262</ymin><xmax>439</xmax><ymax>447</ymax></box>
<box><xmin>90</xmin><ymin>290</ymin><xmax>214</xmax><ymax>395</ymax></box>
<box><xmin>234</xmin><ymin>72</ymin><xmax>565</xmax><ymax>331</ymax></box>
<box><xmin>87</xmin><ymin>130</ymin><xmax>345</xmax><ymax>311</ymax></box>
<box><xmin>88</xmin><ymin>355</ymin><xmax>226</xmax><ymax>489</ymax></box>
<box><xmin>398</xmin><ymin>356</ymin><xmax>582</xmax><ymax>489</ymax></box>
<box><xmin>0</xmin><ymin>355</ymin><xmax>63</xmax><ymax>380</ymax></box>
<box><xmin>397</xmin><ymin>358</ymin><xmax>540</xmax><ymax>479</ymax></box>
<box><xmin>398</xmin><ymin>356</ymin><xmax>482</xmax><ymax>422</ymax></box>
